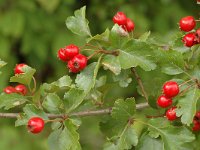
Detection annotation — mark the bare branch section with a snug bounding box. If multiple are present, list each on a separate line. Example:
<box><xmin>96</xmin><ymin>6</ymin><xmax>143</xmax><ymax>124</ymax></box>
<box><xmin>131</xmin><ymin>67</ymin><xmax>149</xmax><ymax>102</ymax></box>
<box><xmin>0</xmin><ymin>102</ymin><xmax>149</xmax><ymax>119</ymax></box>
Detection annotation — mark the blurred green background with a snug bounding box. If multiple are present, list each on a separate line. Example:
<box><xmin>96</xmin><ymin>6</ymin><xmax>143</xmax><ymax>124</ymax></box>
<box><xmin>0</xmin><ymin>0</ymin><xmax>199</xmax><ymax>149</ymax></box>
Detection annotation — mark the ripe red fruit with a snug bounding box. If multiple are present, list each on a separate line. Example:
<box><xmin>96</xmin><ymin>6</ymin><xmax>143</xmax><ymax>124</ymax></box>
<box><xmin>195</xmin><ymin>111</ymin><xmax>200</xmax><ymax>120</ymax></box>
<box><xmin>192</xmin><ymin>120</ymin><xmax>200</xmax><ymax>131</ymax></box>
<box><xmin>27</xmin><ymin>117</ymin><xmax>45</xmax><ymax>134</ymax></box>
<box><xmin>123</xmin><ymin>18</ymin><xmax>135</xmax><ymax>32</ymax></box>
<box><xmin>3</xmin><ymin>86</ymin><xmax>16</xmax><ymax>94</ymax></box>
<box><xmin>179</xmin><ymin>16</ymin><xmax>196</xmax><ymax>32</ymax></box>
<box><xmin>65</xmin><ymin>44</ymin><xmax>79</xmax><ymax>61</ymax></box>
<box><xmin>14</xmin><ymin>63</ymin><xmax>27</xmax><ymax>74</ymax></box>
<box><xmin>182</xmin><ymin>33</ymin><xmax>196</xmax><ymax>47</ymax></box>
<box><xmin>163</xmin><ymin>81</ymin><xmax>179</xmax><ymax>98</ymax></box>
<box><xmin>113</xmin><ymin>12</ymin><xmax>127</xmax><ymax>25</ymax></box>
<box><xmin>67</xmin><ymin>54</ymin><xmax>87</xmax><ymax>73</ymax></box>
<box><xmin>166</xmin><ymin>107</ymin><xmax>177</xmax><ymax>121</ymax></box>
<box><xmin>157</xmin><ymin>95</ymin><xmax>172</xmax><ymax>108</ymax></box>
<box><xmin>15</xmin><ymin>84</ymin><xmax>28</xmax><ymax>95</ymax></box>
<box><xmin>57</xmin><ymin>48</ymin><xmax>68</xmax><ymax>62</ymax></box>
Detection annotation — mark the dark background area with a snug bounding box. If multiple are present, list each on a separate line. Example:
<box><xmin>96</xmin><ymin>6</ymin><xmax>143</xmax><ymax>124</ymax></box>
<box><xmin>0</xmin><ymin>0</ymin><xmax>199</xmax><ymax>149</ymax></box>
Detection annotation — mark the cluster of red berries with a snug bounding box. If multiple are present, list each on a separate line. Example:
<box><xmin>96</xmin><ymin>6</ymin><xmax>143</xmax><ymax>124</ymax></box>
<box><xmin>157</xmin><ymin>81</ymin><xmax>179</xmax><ymax>121</ymax></box>
<box><xmin>192</xmin><ymin>111</ymin><xmax>200</xmax><ymax>132</ymax></box>
<box><xmin>179</xmin><ymin>16</ymin><xmax>200</xmax><ymax>47</ymax></box>
<box><xmin>27</xmin><ymin>117</ymin><xmax>44</xmax><ymax>134</ymax></box>
<box><xmin>57</xmin><ymin>44</ymin><xmax>88</xmax><ymax>73</ymax></box>
<box><xmin>3</xmin><ymin>63</ymin><xmax>28</xmax><ymax>95</ymax></box>
<box><xmin>113</xmin><ymin>12</ymin><xmax>135</xmax><ymax>32</ymax></box>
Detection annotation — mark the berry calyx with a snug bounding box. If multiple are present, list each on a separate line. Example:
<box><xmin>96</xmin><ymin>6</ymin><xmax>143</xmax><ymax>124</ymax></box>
<box><xmin>65</xmin><ymin>44</ymin><xmax>79</xmax><ymax>61</ymax></box>
<box><xmin>57</xmin><ymin>48</ymin><xmax>68</xmax><ymax>62</ymax></box>
<box><xmin>113</xmin><ymin>12</ymin><xmax>127</xmax><ymax>25</ymax></box>
<box><xmin>27</xmin><ymin>117</ymin><xmax>45</xmax><ymax>134</ymax></box>
<box><xmin>179</xmin><ymin>16</ymin><xmax>196</xmax><ymax>32</ymax></box>
<box><xmin>123</xmin><ymin>18</ymin><xmax>135</xmax><ymax>32</ymax></box>
<box><xmin>14</xmin><ymin>63</ymin><xmax>27</xmax><ymax>74</ymax></box>
<box><xmin>192</xmin><ymin>120</ymin><xmax>200</xmax><ymax>131</ymax></box>
<box><xmin>182</xmin><ymin>33</ymin><xmax>196</xmax><ymax>47</ymax></box>
<box><xmin>15</xmin><ymin>84</ymin><xmax>28</xmax><ymax>95</ymax></box>
<box><xmin>166</xmin><ymin>107</ymin><xmax>177</xmax><ymax>121</ymax></box>
<box><xmin>3</xmin><ymin>86</ymin><xmax>16</xmax><ymax>94</ymax></box>
<box><xmin>68</xmin><ymin>54</ymin><xmax>87</xmax><ymax>73</ymax></box>
<box><xmin>163</xmin><ymin>81</ymin><xmax>179</xmax><ymax>98</ymax></box>
<box><xmin>157</xmin><ymin>95</ymin><xmax>172</xmax><ymax>108</ymax></box>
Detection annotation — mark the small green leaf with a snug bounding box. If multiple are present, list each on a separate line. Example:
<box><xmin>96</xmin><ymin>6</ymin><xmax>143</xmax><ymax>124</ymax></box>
<box><xmin>111</xmin><ymin>98</ymin><xmax>136</xmax><ymax>121</ymax></box>
<box><xmin>112</xmin><ymin>70</ymin><xmax>132</xmax><ymax>87</ymax></box>
<box><xmin>176</xmin><ymin>88</ymin><xmax>200</xmax><ymax>125</ymax></box>
<box><xmin>119</xmin><ymin>40</ymin><xmax>156</xmax><ymax>71</ymax></box>
<box><xmin>66</xmin><ymin>6</ymin><xmax>91</xmax><ymax>37</ymax></box>
<box><xmin>64</xmin><ymin>88</ymin><xmax>85</xmax><ymax>113</ymax></box>
<box><xmin>0</xmin><ymin>93</ymin><xmax>27</xmax><ymax>110</ymax></box>
<box><xmin>10</xmin><ymin>65</ymin><xmax>36</xmax><ymax>86</ymax></box>
<box><xmin>102</xmin><ymin>55</ymin><xmax>121</xmax><ymax>75</ymax></box>
<box><xmin>75</xmin><ymin>56</ymin><xmax>102</xmax><ymax>93</ymax></box>
<box><xmin>161</xmin><ymin>65</ymin><xmax>183</xmax><ymax>75</ymax></box>
<box><xmin>48</xmin><ymin>119</ymin><xmax>81</xmax><ymax>150</ymax></box>
<box><xmin>87</xmin><ymin>28</ymin><xmax>110</xmax><ymax>44</ymax></box>
<box><xmin>0</xmin><ymin>59</ymin><xmax>6</xmax><ymax>68</ymax></box>
<box><xmin>42</xmin><ymin>93</ymin><xmax>63</xmax><ymax>114</ymax></box>
<box><xmin>138</xmin><ymin>31</ymin><xmax>151</xmax><ymax>42</ymax></box>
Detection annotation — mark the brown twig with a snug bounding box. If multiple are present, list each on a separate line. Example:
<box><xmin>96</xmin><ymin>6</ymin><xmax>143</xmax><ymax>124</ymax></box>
<box><xmin>131</xmin><ymin>68</ymin><xmax>149</xmax><ymax>102</ymax></box>
<box><xmin>0</xmin><ymin>102</ymin><xmax>149</xmax><ymax>119</ymax></box>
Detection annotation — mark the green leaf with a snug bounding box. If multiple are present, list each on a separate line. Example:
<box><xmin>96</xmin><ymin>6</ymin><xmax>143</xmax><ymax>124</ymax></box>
<box><xmin>10</xmin><ymin>65</ymin><xmax>36</xmax><ymax>86</ymax></box>
<box><xmin>66</xmin><ymin>6</ymin><xmax>91</xmax><ymax>37</ymax></box>
<box><xmin>0</xmin><ymin>59</ymin><xmax>6</xmax><ymax>75</ymax></box>
<box><xmin>112</xmin><ymin>70</ymin><xmax>132</xmax><ymax>87</ymax></box>
<box><xmin>136</xmin><ymin>133</ymin><xmax>164</xmax><ymax>150</ymax></box>
<box><xmin>87</xmin><ymin>28</ymin><xmax>110</xmax><ymax>44</ymax></box>
<box><xmin>75</xmin><ymin>56</ymin><xmax>102</xmax><ymax>93</ymax></box>
<box><xmin>103</xmin><ymin>124</ymin><xmax>138</xmax><ymax>150</ymax></box>
<box><xmin>119</xmin><ymin>40</ymin><xmax>156</xmax><ymax>71</ymax></box>
<box><xmin>138</xmin><ymin>31</ymin><xmax>151</xmax><ymax>42</ymax></box>
<box><xmin>146</xmin><ymin>118</ymin><xmax>195</xmax><ymax>150</ymax></box>
<box><xmin>23</xmin><ymin>104</ymin><xmax>48</xmax><ymax>120</ymax></box>
<box><xmin>176</xmin><ymin>88</ymin><xmax>200</xmax><ymax>125</ymax></box>
<box><xmin>42</xmin><ymin>93</ymin><xmax>63</xmax><ymax>114</ymax></box>
<box><xmin>48</xmin><ymin>119</ymin><xmax>81</xmax><ymax>150</ymax></box>
<box><xmin>161</xmin><ymin>65</ymin><xmax>183</xmax><ymax>75</ymax></box>
<box><xmin>0</xmin><ymin>93</ymin><xmax>27</xmax><ymax>110</ymax></box>
<box><xmin>111</xmin><ymin>98</ymin><xmax>136</xmax><ymax>121</ymax></box>
<box><xmin>36</xmin><ymin>0</ymin><xmax>60</xmax><ymax>13</ymax></box>
<box><xmin>64</xmin><ymin>88</ymin><xmax>85</xmax><ymax>113</ymax></box>
<box><xmin>102</xmin><ymin>55</ymin><xmax>121</xmax><ymax>75</ymax></box>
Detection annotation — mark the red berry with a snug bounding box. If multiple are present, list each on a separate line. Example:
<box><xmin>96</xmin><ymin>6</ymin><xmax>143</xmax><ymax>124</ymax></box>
<box><xmin>179</xmin><ymin>16</ymin><xmax>196</xmax><ymax>32</ymax></box>
<box><xmin>157</xmin><ymin>95</ymin><xmax>172</xmax><ymax>108</ymax></box>
<box><xmin>195</xmin><ymin>111</ymin><xmax>200</xmax><ymax>119</ymax></box>
<box><xmin>3</xmin><ymin>86</ymin><xmax>16</xmax><ymax>94</ymax></box>
<box><xmin>113</xmin><ymin>12</ymin><xmax>127</xmax><ymax>25</ymax></box>
<box><xmin>67</xmin><ymin>54</ymin><xmax>87</xmax><ymax>73</ymax></box>
<box><xmin>166</xmin><ymin>107</ymin><xmax>177</xmax><ymax>121</ymax></box>
<box><xmin>122</xmin><ymin>18</ymin><xmax>135</xmax><ymax>32</ymax></box>
<box><xmin>57</xmin><ymin>48</ymin><xmax>68</xmax><ymax>62</ymax></box>
<box><xmin>15</xmin><ymin>84</ymin><xmax>28</xmax><ymax>95</ymax></box>
<box><xmin>27</xmin><ymin>117</ymin><xmax>45</xmax><ymax>134</ymax></box>
<box><xmin>182</xmin><ymin>33</ymin><xmax>196</xmax><ymax>47</ymax></box>
<box><xmin>14</xmin><ymin>63</ymin><xmax>27</xmax><ymax>74</ymax></box>
<box><xmin>192</xmin><ymin>120</ymin><xmax>200</xmax><ymax>131</ymax></box>
<box><xmin>65</xmin><ymin>44</ymin><xmax>79</xmax><ymax>61</ymax></box>
<box><xmin>163</xmin><ymin>81</ymin><xmax>179</xmax><ymax>98</ymax></box>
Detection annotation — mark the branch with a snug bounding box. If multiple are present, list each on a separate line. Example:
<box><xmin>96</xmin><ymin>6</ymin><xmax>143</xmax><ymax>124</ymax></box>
<box><xmin>0</xmin><ymin>102</ymin><xmax>149</xmax><ymax>119</ymax></box>
<box><xmin>131</xmin><ymin>68</ymin><xmax>149</xmax><ymax>102</ymax></box>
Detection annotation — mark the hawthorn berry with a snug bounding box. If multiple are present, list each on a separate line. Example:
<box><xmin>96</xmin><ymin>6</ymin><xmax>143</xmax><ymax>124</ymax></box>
<box><xmin>195</xmin><ymin>111</ymin><xmax>200</xmax><ymax>120</ymax></box>
<box><xmin>3</xmin><ymin>86</ymin><xmax>16</xmax><ymax>94</ymax></box>
<box><xmin>163</xmin><ymin>81</ymin><xmax>179</xmax><ymax>98</ymax></box>
<box><xmin>192</xmin><ymin>120</ymin><xmax>200</xmax><ymax>131</ymax></box>
<box><xmin>179</xmin><ymin>16</ymin><xmax>196</xmax><ymax>32</ymax></box>
<box><xmin>68</xmin><ymin>54</ymin><xmax>87</xmax><ymax>73</ymax></box>
<box><xmin>27</xmin><ymin>117</ymin><xmax>45</xmax><ymax>134</ymax></box>
<box><xmin>15</xmin><ymin>84</ymin><xmax>28</xmax><ymax>95</ymax></box>
<box><xmin>166</xmin><ymin>107</ymin><xmax>177</xmax><ymax>121</ymax></box>
<box><xmin>113</xmin><ymin>12</ymin><xmax>127</xmax><ymax>25</ymax></box>
<box><xmin>123</xmin><ymin>18</ymin><xmax>135</xmax><ymax>32</ymax></box>
<box><xmin>65</xmin><ymin>44</ymin><xmax>79</xmax><ymax>61</ymax></box>
<box><xmin>57</xmin><ymin>48</ymin><xmax>68</xmax><ymax>62</ymax></box>
<box><xmin>157</xmin><ymin>95</ymin><xmax>172</xmax><ymax>108</ymax></box>
<box><xmin>182</xmin><ymin>33</ymin><xmax>196</xmax><ymax>47</ymax></box>
<box><xmin>14</xmin><ymin>63</ymin><xmax>27</xmax><ymax>74</ymax></box>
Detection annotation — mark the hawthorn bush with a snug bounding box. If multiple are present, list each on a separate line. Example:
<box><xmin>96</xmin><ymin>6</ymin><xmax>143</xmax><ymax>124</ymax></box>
<box><xmin>0</xmin><ymin>2</ymin><xmax>200</xmax><ymax>150</ymax></box>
